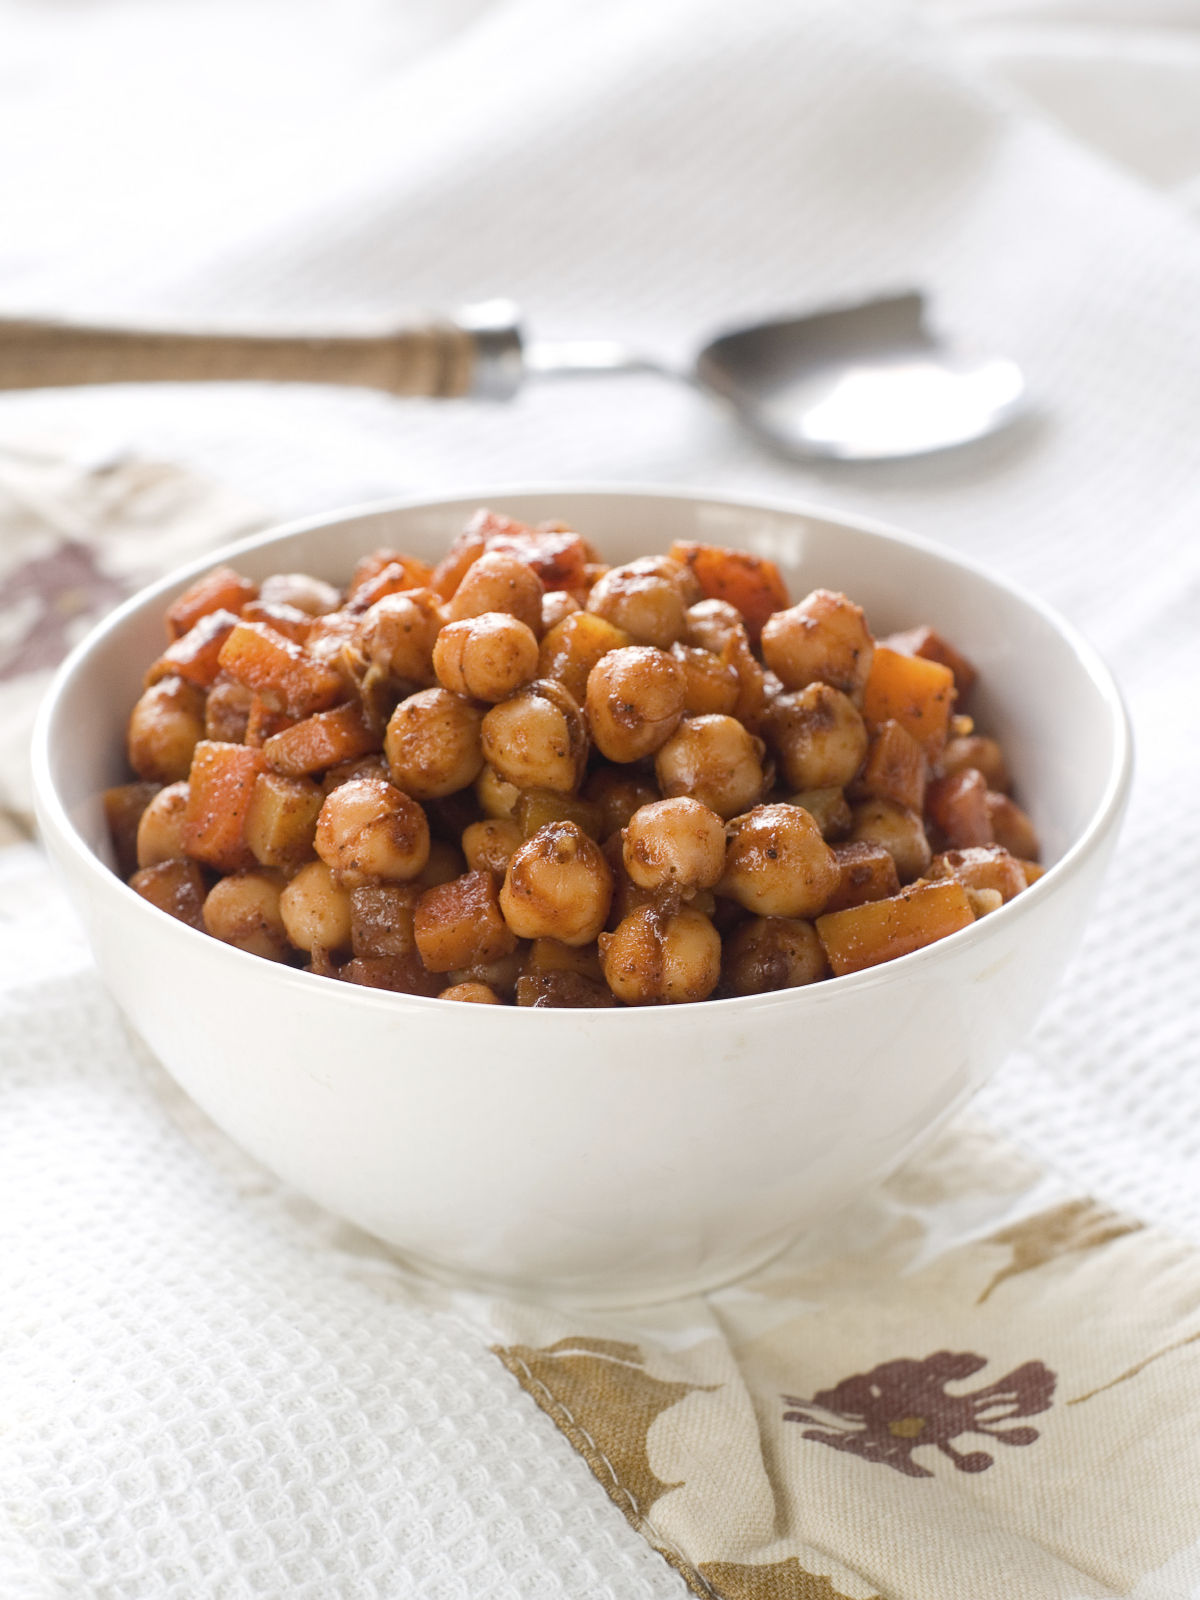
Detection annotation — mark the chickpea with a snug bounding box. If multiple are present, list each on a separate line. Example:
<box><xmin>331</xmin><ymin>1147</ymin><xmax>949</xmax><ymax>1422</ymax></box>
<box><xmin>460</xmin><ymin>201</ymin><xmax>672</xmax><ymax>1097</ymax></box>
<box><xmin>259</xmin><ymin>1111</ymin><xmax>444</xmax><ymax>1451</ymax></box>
<box><xmin>599</xmin><ymin>906</ymin><xmax>721</xmax><ymax>1004</ymax></box>
<box><xmin>279</xmin><ymin>860</ymin><xmax>353</xmax><ymax>952</ymax></box>
<box><xmin>475</xmin><ymin>763</ymin><xmax>519</xmax><ymax>820</ymax></box>
<box><xmin>433</xmin><ymin>612</ymin><xmax>539</xmax><ymax>702</ymax></box>
<box><xmin>684</xmin><ymin>598</ymin><xmax>742</xmax><ymax>653</ymax></box>
<box><xmin>583</xmin><ymin>767</ymin><xmax>660</xmax><ymax>841</ymax></box>
<box><xmin>480</xmin><ymin>680</ymin><xmax>588</xmax><ymax>793</ymax></box>
<box><xmin>762</xmin><ymin>683</ymin><xmax>867</xmax><ymax>792</ymax></box>
<box><xmin>203</xmin><ymin>872</ymin><xmax>290</xmax><ymax>962</ymax></box>
<box><xmin>540</xmin><ymin>589</ymin><xmax>580</xmax><ymax>632</ymax></box>
<box><xmin>447</xmin><ymin>945</ymin><xmax>528</xmax><ymax>1000</ymax></box>
<box><xmin>440</xmin><ymin>981</ymin><xmax>502</xmax><ymax>1004</ymax></box>
<box><xmin>719</xmin><ymin>803</ymin><xmax>840</xmax><ymax>918</ymax></box>
<box><xmin>847</xmin><ymin>798</ymin><xmax>932</xmax><ymax>884</ymax></box>
<box><xmin>623</xmin><ymin>798</ymin><xmax>726</xmax><ymax>894</ymax></box>
<box><xmin>500</xmin><ymin>822</ymin><xmax>613</xmax><ymax>945</ymax></box>
<box><xmin>315</xmin><ymin>777</ymin><xmax>430</xmax><ymax>887</ymax></box>
<box><xmin>357</xmin><ymin>588</ymin><xmax>443</xmax><ymax>686</ymax></box>
<box><xmin>761</xmin><ymin>588</ymin><xmax>874</xmax><ymax>698</ymax></box>
<box><xmin>585</xmin><ymin>647</ymin><xmax>685</xmax><ymax>763</ymax></box>
<box><xmin>136</xmin><ymin>781</ymin><xmax>190</xmax><ymax>868</ymax></box>
<box><xmin>258</xmin><ymin>573</ymin><xmax>341</xmax><ymax>616</ymax></box>
<box><xmin>456</xmin><ymin>816</ymin><xmax>518</xmax><ymax>876</ymax></box>
<box><xmin>586</xmin><ymin>559</ymin><xmax>689</xmax><ymax>648</ymax></box>
<box><xmin>670</xmin><ymin>643</ymin><xmax>740</xmax><ymax>716</ymax></box>
<box><xmin>721</xmin><ymin>916</ymin><xmax>828</xmax><ymax>996</ymax></box>
<box><xmin>655</xmin><ymin>714</ymin><xmax>765</xmax><ymax>820</ymax></box>
<box><xmin>385</xmin><ymin>688</ymin><xmax>484</xmax><ymax>800</ymax></box>
<box><xmin>446</xmin><ymin>550</ymin><xmax>543</xmax><ymax>634</ymax></box>
<box><xmin>127</xmin><ymin>676</ymin><xmax>206</xmax><ymax>782</ymax></box>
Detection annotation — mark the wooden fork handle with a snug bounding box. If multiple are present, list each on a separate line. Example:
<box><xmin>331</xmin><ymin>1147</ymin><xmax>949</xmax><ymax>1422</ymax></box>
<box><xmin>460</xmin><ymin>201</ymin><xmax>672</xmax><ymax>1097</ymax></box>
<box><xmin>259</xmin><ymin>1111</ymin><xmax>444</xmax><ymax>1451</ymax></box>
<box><xmin>0</xmin><ymin>311</ymin><xmax>519</xmax><ymax>398</ymax></box>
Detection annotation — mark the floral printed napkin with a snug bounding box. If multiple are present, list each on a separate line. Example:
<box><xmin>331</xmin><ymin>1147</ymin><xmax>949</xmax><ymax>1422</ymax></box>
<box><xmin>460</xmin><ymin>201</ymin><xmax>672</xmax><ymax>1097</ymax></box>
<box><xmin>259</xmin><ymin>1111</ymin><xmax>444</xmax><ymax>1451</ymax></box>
<box><xmin>474</xmin><ymin>1120</ymin><xmax>1200</xmax><ymax>1598</ymax></box>
<box><xmin>0</xmin><ymin>431</ymin><xmax>262</xmax><ymax>830</ymax></box>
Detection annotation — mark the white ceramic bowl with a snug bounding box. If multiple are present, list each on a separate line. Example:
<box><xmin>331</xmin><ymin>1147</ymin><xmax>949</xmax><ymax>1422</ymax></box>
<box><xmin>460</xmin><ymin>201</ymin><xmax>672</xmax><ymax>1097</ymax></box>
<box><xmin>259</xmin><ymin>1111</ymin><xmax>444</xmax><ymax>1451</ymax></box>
<box><xmin>33</xmin><ymin>488</ymin><xmax>1131</xmax><ymax>1307</ymax></box>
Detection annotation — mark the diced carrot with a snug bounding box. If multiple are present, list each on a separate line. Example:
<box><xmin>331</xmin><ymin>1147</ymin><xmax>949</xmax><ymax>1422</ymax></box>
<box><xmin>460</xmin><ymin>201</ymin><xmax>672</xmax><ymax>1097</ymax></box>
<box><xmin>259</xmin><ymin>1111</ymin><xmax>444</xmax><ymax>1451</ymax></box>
<box><xmin>859</xmin><ymin>718</ymin><xmax>927</xmax><ymax>812</ymax></box>
<box><xmin>347</xmin><ymin>548</ymin><xmax>433</xmax><ymax>600</ymax></box>
<box><xmin>1019</xmin><ymin>858</ymin><xmax>1047</xmax><ymax>884</ymax></box>
<box><xmin>263</xmin><ymin>702</ymin><xmax>380</xmax><ymax>777</ymax></box>
<box><xmin>485</xmin><ymin>524</ymin><xmax>589</xmax><ymax>592</ymax></box>
<box><xmin>348</xmin><ymin>558</ymin><xmax>437</xmax><ymax>612</ymax></box>
<box><xmin>217</xmin><ymin>621</ymin><xmax>344</xmax><ymax>719</ymax></box>
<box><xmin>816</xmin><ymin>878</ymin><xmax>975</xmax><ymax>976</ymax></box>
<box><xmin>165</xmin><ymin>566</ymin><xmax>257</xmax><ymax>641</ymax></box>
<box><xmin>667</xmin><ymin>541</ymin><xmax>790</xmax><ymax>642</ymax></box>
<box><xmin>883</xmin><ymin>625</ymin><xmax>977</xmax><ymax>698</ymax></box>
<box><xmin>925</xmin><ymin>768</ymin><xmax>993</xmax><ymax>848</ymax></box>
<box><xmin>863</xmin><ymin>645</ymin><xmax>955</xmax><ymax>761</ymax></box>
<box><xmin>145</xmin><ymin>608</ymin><xmax>239</xmax><ymax>689</ymax></box>
<box><xmin>239</xmin><ymin>599</ymin><xmax>314</xmax><ymax>644</ymax></box>
<box><xmin>823</xmin><ymin>842</ymin><xmax>901</xmax><ymax>915</ymax></box>
<box><xmin>430</xmin><ymin>527</ymin><xmax>489</xmax><ymax>600</ymax></box>
<box><xmin>182</xmin><ymin>742</ymin><xmax>267</xmax><ymax>873</ymax></box>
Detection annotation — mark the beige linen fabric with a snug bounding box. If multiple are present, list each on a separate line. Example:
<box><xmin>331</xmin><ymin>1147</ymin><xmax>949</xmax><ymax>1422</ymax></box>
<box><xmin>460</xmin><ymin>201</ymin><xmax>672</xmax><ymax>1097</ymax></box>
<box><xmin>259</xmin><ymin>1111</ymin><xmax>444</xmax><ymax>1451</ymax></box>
<box><xmin>483</xmin><ymin>1124</ymin><xmax>1200</xmax><ymax>1599</ymax></box>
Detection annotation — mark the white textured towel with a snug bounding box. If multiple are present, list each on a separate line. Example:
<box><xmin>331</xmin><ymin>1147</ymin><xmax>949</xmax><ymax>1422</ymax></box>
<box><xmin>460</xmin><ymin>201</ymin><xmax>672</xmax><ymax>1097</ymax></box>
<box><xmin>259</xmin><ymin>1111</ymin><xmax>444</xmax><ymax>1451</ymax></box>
<box><xmin>3</xmin><ymin>0</ymin><xmax>1200</xmax><ymax>1593</ymax></box>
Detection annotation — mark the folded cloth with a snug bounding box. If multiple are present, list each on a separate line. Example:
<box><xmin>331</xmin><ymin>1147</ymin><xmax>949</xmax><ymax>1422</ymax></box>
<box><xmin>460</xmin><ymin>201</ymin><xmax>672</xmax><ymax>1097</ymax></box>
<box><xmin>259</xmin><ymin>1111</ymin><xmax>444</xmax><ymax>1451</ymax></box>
<box><xmin>4</xmin><ymin>844</ymin><xmax>1199</xmax><ymax>1600</ymax></box>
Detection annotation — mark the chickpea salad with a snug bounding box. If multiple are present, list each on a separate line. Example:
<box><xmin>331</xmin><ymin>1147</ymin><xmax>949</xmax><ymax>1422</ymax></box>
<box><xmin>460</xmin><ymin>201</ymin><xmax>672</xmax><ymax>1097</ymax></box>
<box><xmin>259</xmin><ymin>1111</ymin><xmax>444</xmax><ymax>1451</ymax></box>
<box><xmin>105</xmin><ymin>510</ymin><xmax>1042</xmax><ymax>1006</ymax></box>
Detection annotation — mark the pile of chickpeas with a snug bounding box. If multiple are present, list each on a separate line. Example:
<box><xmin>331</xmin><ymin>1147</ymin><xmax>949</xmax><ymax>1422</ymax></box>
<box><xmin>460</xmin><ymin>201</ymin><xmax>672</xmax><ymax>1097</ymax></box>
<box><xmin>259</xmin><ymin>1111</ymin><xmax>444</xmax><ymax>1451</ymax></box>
<box><xmin>105</xmin><ymin>510</ymin><xmax>1040</xmax><ymax>1007</ymax></box>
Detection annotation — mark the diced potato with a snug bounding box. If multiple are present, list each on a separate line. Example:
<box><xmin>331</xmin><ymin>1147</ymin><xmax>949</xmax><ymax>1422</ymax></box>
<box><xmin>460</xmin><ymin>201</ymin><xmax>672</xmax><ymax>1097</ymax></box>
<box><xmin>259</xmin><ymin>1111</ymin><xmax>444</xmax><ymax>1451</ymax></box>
<box><xmin>263</xmin><ymin>703</ymin><xmax>381</xmax><ymax>777</ymax></box>
<box><xmin>927</xmin><ymin>844</ymin><xmax>1027</xmax><ymax>902</ymax></box>
<box><xmin>824</xmin><ymin>842</ymin><xmax>901</xmax><ymax>914</ymax></box>
<box><xmin>524</xmin><ymin>938</ymin><xmax>605</xmax><ymax>984</ymax></box>
<box><xmin>339</xmin><ymin>952</ymin><xmax>443</xmax><ymax>996</ymax></box>
<box><xmin>128</xmin><ymin>859</ymin><xmax>206</xmax><ymax>929</ymax></box>
<box><xmin>863</xmin><ymin>645</ymin><xmax>955</xmax><ymax>761</ymax></box>
<box><xmin>859</xmin><ymin>718</ymin><xmax>928</xmax><ymax>813</ymax></box>
<box><xmin>515</xmin><ymin>970</ymin><xmax>616</xmax><ymax>1007</ymax></box>
<box><xmin>816</xmin><ymin>879</ymin><xmax>975</xmax><ymax>976</ymax></box>
<box><xmin>165</xmin><ymin>566</ymin><xmax>257</xmax><ymax>641</ymax></box>
<box><xmin>414</xmin><ymin>870</ymin><xmax>519</xmax><ymax>973</ymax></box>
<box><xmin>244</xmin><ymin>771</ymin><xmax>324</xmax><ymax>869</ymax></box>
<box><xmin>847</xmin><ymin>797</ymin><xmax>931</xmax><ymax>884</ymax></box>
<box><xmin>513</xmin><ymin>788</ymin><xmax>604</xmax><ymax>842</ymax></box>
<box><xmin>925</xmin><ymin>768</ymin><xmax>993</xmax><ymax>849</ymax></box>
<box><xmin>217</xmin><ymin>621</ymin><xmax>344</xmax><ymax>719</ymax></box>
<box><xmin>350</xmin><ymin>884</ymin><xmax>420</xmax><ymax>958</ymax></box>
<box><xmin>205</xmin><ymin>677</ymin><xmax>254</xmax><ymax>743</ymax></box>
<box><xmin>667</xmin><ymin>540</ymin><xmax>790</xmax><ymax>642</ymax></box>
<box><xmin>104</xmin><ymin>781</ymin><xmax>162</xmax><ymax>877</ymax></box>
<box><xmin>987</xmin><ymin>792</ymin><xmax>1040</xmax><ymax>861</ymax></box>
<box><xmin>538</xmin><ymin>610</ymin><xmax>632</xmax><ymax>707</ymax></box>
<box><xmin>940</xmin><ymin>734</ymin><xmax>1010</xmax><ymax>793</ymax></box>
<box><xmin>881</xmin><ymin>625</ymin><xmax>977</xmax><ymax>699</ymax></box>
<box><xmin>127</xmin><ymin>677</ymin><xmax>207</xmax><ymax>784</ymax></box>
<box><xmin>145</xmin><ymin>609</ymin><xmax>240</xmax><ymax>689</ymax></box>
<box><xmin>182</xmin><ymin>741</ymin><xmax>268</xmax><ymax>873</ymax></box>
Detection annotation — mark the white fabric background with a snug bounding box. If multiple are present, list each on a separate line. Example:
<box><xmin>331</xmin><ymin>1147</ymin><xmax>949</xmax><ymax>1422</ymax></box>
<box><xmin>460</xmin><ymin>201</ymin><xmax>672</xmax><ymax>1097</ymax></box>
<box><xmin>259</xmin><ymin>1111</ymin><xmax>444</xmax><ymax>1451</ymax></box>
<box><xmin>3</xmin><ymin>0</ymin><xmax>1200</xmax><ymax>1593</ymax></box>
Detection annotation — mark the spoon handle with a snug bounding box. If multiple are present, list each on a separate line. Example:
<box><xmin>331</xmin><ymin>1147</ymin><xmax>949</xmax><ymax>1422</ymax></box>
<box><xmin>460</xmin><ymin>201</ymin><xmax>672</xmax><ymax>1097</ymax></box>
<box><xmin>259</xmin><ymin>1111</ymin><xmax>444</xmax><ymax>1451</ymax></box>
<box><xmin>0</xmin><ymin>303</ymin><xmax>525</xmax><ymax>398</ymax></box>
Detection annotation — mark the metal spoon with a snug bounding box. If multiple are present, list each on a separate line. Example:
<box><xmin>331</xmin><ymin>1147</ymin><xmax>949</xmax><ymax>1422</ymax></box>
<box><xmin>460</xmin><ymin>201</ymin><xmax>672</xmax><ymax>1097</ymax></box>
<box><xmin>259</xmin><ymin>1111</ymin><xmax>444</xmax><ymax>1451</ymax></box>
<box><xmin>518</xmin><ymin>292</ymin><xmax>1025</xmax><ymax>460</ymax></box>
<box><xmin>0</xmin><ymin>292</ymin><xmax>1023</xmax><ymax>462</ymax></box>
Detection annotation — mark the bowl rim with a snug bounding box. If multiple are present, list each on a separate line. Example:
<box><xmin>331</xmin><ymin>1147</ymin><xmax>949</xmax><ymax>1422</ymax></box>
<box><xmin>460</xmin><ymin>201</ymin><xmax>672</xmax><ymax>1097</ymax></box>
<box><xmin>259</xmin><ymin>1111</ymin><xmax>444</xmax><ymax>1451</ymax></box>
<box><xmin>32</xmin><ymin>482</ymin><xmax>1134</xmax><ymax>1014</ymax></box>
